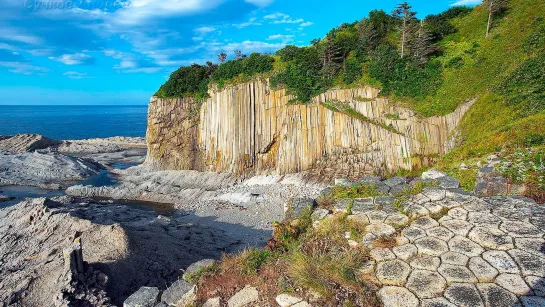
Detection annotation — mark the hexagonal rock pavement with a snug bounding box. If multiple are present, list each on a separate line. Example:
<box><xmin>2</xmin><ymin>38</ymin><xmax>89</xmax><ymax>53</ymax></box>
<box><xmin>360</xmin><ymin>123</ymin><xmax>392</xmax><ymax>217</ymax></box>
<box><xmin>353</xmin><ymin>185</ymin><xmax>545</xmax><ymax>307</ymax></box>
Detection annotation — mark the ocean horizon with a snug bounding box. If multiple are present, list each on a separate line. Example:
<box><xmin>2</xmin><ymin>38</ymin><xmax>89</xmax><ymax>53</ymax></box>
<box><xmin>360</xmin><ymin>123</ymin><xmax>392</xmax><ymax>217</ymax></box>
<box><xmin>0</xmin><ymin>105</ymin><xmax>148</xmax><ymax>140</ymax></box>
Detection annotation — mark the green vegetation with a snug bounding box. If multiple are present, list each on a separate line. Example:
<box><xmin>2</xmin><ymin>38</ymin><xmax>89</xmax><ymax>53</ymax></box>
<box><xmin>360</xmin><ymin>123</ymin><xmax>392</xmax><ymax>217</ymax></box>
<box><xmin>210</xmin><ymin>53</ymin><xmax>275</xmax><ymax>89</ymax></box>
<box><xmin>331</xmin><ymin>183</ymin><xmax>385</xmax><ymax>199</ymax></box>
<box><xmin>155</xmin><ymin>63</ymin><xmax>217</xmax><ymax>99</ymax></box>
<box><xmin>495</xmin><ymin>147</ymin><xmax>545</xmax><ymax>201</ymax></box>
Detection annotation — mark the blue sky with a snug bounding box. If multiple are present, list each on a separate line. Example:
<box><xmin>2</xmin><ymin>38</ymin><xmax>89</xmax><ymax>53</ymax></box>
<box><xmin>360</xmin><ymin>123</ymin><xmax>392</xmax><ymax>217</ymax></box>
<box><xmin>0</xmin><ymin>0</ymin><xmax>481</xmax><ymax>105</ymax></box>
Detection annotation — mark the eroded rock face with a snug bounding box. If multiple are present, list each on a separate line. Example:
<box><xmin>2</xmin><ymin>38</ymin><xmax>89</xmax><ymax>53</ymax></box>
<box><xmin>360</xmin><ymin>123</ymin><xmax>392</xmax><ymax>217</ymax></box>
<box><xmin>146</xmin><ymin>82</ymin><xmax>473</xmax><ymax>178</ymax></box>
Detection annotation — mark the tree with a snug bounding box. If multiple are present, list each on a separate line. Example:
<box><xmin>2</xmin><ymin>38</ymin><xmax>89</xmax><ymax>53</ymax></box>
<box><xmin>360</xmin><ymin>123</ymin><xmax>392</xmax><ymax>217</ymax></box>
<box><xmin>392</xmin><ymin>2</ymin><xmax>417</xmax><ymax>58</ymax></box>
<box><xmin>486</xmin><ymin>0</ymin><xmax>509</xmax><ymax>38</ymax></box>
<box><xmin>357</xmin><ymin>10</ymin><xmax>396</xmax><ymax>55</ymax></box>
<box><xmin>234</xmin><ymin>49</ymin><xmax>246</xmax><ymax>60</ymax></box>
<box><xmin>411</xmin><ymin>20</ymin><xmax>434</xmax><ymax>64</ymax></box>
<box><xmin>217</xmin><ymin>52</ymin><xmax>227</xmax><ymax>64</ymax></box>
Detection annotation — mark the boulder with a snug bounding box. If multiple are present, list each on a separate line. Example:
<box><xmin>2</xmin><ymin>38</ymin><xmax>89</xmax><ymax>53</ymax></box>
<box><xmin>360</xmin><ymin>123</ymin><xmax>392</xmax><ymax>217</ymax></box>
<box><xmin>161</xmin><ymin>280</ymin><xmax>196</xmax><ymax>307</ymax></box>
<box><xmin>284</xmin><ymin>198</ymin><xmax>315</xmax><ymax>220</ymax></box>
<box><xmin>124</xmin><ymin>287</ymin><xmax>160</xmax><ymax>307</ymax></box>
<box><xmin>227</xmin><ymin>285</ymin><xmax>259</xmax><ymax>307</ymax></box>
<box><xmin>182</xmin><ymin>259</ymin><xmax>217</xmax><ymax>282</ymax></box>
<box><xmin>422</xmin><ymin>169</ymin><xmax>448</xmax><ymax>180</ymax></box>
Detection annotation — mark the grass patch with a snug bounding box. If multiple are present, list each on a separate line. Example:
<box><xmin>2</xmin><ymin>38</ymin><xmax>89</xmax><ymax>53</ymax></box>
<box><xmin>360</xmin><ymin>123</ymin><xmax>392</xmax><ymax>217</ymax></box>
<box><xmin>331</xmin><ymin>183</ymin><xmax>385</xmax><ymax>199</ymax></box>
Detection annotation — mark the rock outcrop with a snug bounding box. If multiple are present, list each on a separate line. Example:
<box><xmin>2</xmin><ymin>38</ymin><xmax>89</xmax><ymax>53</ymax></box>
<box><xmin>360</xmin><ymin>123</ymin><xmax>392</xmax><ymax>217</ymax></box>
<box><xmin>146</xmin><ymin>81</ymin><xmax>473</xmax><ymax>179</ymax></box>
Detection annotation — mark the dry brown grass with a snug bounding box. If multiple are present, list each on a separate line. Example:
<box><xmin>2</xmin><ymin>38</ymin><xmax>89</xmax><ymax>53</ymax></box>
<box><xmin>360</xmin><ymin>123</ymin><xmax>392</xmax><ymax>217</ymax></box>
<box><xmin>372</xmin><ymin>235</ymin><xmax>399</xmax><ymax>249</ymax></box>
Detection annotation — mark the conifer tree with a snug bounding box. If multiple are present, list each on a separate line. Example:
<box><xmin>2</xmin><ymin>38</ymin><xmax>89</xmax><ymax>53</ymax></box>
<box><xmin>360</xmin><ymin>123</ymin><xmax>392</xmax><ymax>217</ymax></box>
<box><xmin>392</xmin><ymin>2</ymin><xmax>417</xmax><ymax>58</ymax></box>
<box><xmin>411</xmin><ymin>20</ymin><xmax>434</xmax><ymax>64</ymax></box>
<box><xmin>217</xmin><ymin>52</ymin><xmax>227</xmax><ymax>64</ymax></box>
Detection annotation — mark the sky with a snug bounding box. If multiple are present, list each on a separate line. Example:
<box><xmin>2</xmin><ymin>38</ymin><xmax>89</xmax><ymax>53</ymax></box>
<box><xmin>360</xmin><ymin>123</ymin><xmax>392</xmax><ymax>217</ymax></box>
<box><xmin>0</xmin><ymin>0</ymin><xmax>482</xmax><ymax>105</ymax></box>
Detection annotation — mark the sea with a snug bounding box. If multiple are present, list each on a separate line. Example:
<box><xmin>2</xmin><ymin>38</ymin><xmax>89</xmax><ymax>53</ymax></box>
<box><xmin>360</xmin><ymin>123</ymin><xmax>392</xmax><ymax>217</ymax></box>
<box><xmin>0</xmin><ymin>105</ymin><xmax>148</xmax><ymax>140</ymax></box>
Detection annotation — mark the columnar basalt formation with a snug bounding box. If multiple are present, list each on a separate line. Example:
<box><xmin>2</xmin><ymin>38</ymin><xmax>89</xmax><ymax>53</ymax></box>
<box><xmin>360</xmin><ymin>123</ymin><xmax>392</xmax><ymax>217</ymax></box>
<box><xmin>146</xmin><ymin>80</ymin><xmax>473</xmax><ymax>178</ymax></box>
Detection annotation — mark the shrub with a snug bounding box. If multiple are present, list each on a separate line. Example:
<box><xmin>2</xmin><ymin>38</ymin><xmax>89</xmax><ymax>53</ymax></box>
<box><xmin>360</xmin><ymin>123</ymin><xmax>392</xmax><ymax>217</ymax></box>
<box><xmin>425</xmin><ymin>6</ymin><xmax>473</xmax><ymax>42</ymax></box>
<box><xmin>156</xmin><ymin>63</ymin><xmax>217</xmax><ymax>99</ymax></box>
<box><xmin>210</xmin><ymin>53</ymin><xmax>274</xmax><ymax>85</ymax></box>
<box><xmin>522</xmin><ymin>22</ymin><xmax>545</xmax><ymax>53</ymax></box>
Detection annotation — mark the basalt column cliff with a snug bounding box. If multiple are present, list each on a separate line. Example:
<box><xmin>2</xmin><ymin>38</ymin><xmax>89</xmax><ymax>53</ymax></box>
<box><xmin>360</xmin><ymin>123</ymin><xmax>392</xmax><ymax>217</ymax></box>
<box><xmin>146</xmin><ymin>79</ymin><xmax>472</xmax><ymax>179</ymax></box>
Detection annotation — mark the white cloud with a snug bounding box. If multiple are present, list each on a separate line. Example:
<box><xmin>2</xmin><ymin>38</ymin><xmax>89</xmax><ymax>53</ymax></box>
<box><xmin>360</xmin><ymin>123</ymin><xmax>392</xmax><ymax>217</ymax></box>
<box><xmin>211</xmin><ymin>40</ymin><xmax>286</xmax><ymax>54</ymax></box>
<box><xmin>267</xmin><ymin>34</ymin><xmax>294</xmax><ymax>43</ymax></box>
<box><xmin>194</xmin><ymin>26</ymin><xmax>216</xmax><ymax>34</ymax></box>
<box><xmin>0</xmin><ymin>27</ymin><xmax>43</xmax><ymax>45</ymax></box>
<box><xmin>49</xmin><ymin>53</ymin><xmax>93</xmax><ymax>65</ymax></box>
<box><xmin>244</xmin><ymin>0</ymin><xmax>274</xmax><ymax>7</ymax></box>
<box><xmin>63</xmin><ymin>71</ymin><xmax>89</xmax><ymax>79</ymax></box>
<box><xmin>451</xmin><ymin>0</ymin><xmax>482</xmax><ymax>6</ymax></box>
<box><xmin>264</xmin><ymin>13</ymin><xmax>289</xmax><ymax>20</ymax></box>
<box><xmin>300</xmin><ymin>21</ymin><xmax>313</xmax><ymax>27</ymax></box>
<box><xmin>0</xmin><ymin>61</ymin><xmax>48</xmax><ymax>75</ymax></box>
<box><xmin>232</xmin><ymin>17</ymin><xmax>262</xmax><ymax>29</ymax></box>
<box><xmin>263</xmin><ymin>13</ymin><xmax>307</xmax><ymax>25</ymax></box>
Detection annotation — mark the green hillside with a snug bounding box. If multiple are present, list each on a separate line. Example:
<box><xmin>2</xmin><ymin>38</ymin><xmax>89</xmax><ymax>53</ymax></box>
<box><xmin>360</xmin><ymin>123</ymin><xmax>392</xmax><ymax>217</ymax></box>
<box><xmin>157</xmin><ymin>0</ymin><xmax>545</xmax><ymax>195</ymax></box>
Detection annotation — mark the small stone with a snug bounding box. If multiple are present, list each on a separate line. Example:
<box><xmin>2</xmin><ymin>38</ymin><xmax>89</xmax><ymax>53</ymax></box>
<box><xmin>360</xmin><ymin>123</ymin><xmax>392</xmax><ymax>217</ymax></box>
<box><xmin>351</xmin><ymin>198</ymin><xmax>376</xmax><ymax>213</ymax></box>
<box><xmin>365</xmin><ymin>223</ymin><xmax>396</xmax><ymax>237</ymax></box>
<box><xmin>447</xmin><ymin>207</ymin><xmax>467</xmax><ymax>220</ymax></box>
<box><xmin>444</xmin><ymin>283</ymin><xmax>484</xmax><ymax>307</ymax></box>
<box><xmin>483</xmin><ymin>250</ymin><xmax>519</xmax><ymax>274</ymax></box>
<box><xmin>412</xmin><ymin>216</ymin><xmax>439</xmax><ymax>229</ymax></box>
<box><xmin>437</xmin><ymin>176</ymin><xmax>460</xmax><ymax>189</ymax></box>
<box><xmin>440</xmin><ymin>219</ymin><xmax>473</xmax><ymax>237</ymax></box>
<box><xmin>384</xmin><ymin>213</ymin><xmax>409</xmax><ymax>228</ymax></box>
<box><xmin>366</xmin><ymin>210</ymin><xmax>389</xmax><ymax>223</ymax></box>
<box><xmin>406</xmin><ymin>269</ymin><xmax>446</xmax><ymax>299</ymax></box>
<box><xmin>477</xmin><ymin>283</ymin><xmax>521</xmax><ymax>307</ymax></box>
<box><xmin>525</xmin><ymin>276</ymin><xmax>545</xmax><ymax>296</ymax></box>
<box><xmin>448</xmin><ymin>236</ymin><xmax>484</xmax><ymax>257</ymax></box>
<box><xmin>514</xmin><ymin>238</ymin><xmax>545</xmax><ymax>257</ymax></box>
<box><xmin>376</xmin><ymin>259</ymin><xmax>411</xmax><ymax>285</ymax></box>
<box><xmin>334</xmin><ymin>199</ymin><xmax>352</xmax><ymax>213</ymax></box>
<box><xmin>358</xmin><ymin>260</ymin><xmax>376</xmax><ymax>275</ymax></box>
<box><xmin>124</xmin><ymin>287</ymin><xmax>160</xmax><ymax>307</ymax></box>
<box><xmin>396</xmin><ymin>236</ymin><xmax>409</xmax><ymax>245</ymax></box>
<box><xmin>227</xmin><ymin>286</ymin><xmax>259</xmax><ymax>307</ymax></box>
<box><xmin>508</xmin><ymin>249</ymin><xmax>545</xmax><ymax>277</ymax></box>
<box><xmin>421</xmin><ymin>297</ymin><xmax>457</xmax><ymax>307</ymax></box>
<box><xmin>426</xmin><ymin>227</ymin><xmax>454</xmax><ymax>241</ymax></box>
<box><xmin>311</xmin><ymin>208</ymin><xmax>330</xmax><ymax>221</ymax></box>
<box><xmin>500</xmin><ymin>221</ymin><xmax>542</xmax><ymax>238</ymax></box>
<box><xmin>468</xmin><ymin>227</ymin><xmax>513</xmax><ymax>251</ymax></box>
<box><xmin>285</xmin><ymin>198</ymin><xmax>315</xmax><ymax>220</ymax></box>
<box><xmin>161</xmin><ymin>280</ymin><xmax>196</xmax><ymax>306</ymax></box>
<box><xmin>291</xmin><ymin>302</ymin><xmax>311</xmax><ymax>307</ymax></box>
<box><xmin>371</xmin><ymin>247</ymin><xmax>396</xmax><ymax>262</ymax></box>
<box><xmin>183</xmin><ymin>259</ymin><xmax>217</xmax><ymax>282</ymax></box>
<box><xmin>406</xmin><ymin>204</ymin><xmax>429</xmax><ymax>218</ymax></box>
<box><xmin>383</xmin><ymin>177</ymin><xmax>406</xmax><ymax>187</ymax></box>
<box><xmin>438</xmin><ymin>264</ymin><xmax>477</xmax><ymax>283</ymax></box>
<box><xmin>410</xmin><ymin>256</ymin><xmax>440</xmax><ymax>271</ymax></box>
<box><xmin>202</xmin><ymin>297</ymin><xmax>221</xmax><ymax>307</ymax></box>
<box><xmin>392</xmin><ymin>244</ymin><xmax>417</xmax><ymax>261</ymax></box>
<box><xmin>335</xmin><ymin>178</ymin><xmax>354</xmax><ymax>187</ymax></box>
<box><xmin>415</xmin><ymin>237</ymin><xmax>449</xmax><ymax>256</ymax></box>
<box><xmin>521</xmin><ymin>296</ymin><xmax>545</xmax><ymax>307</ymax></box>
<box><xmin>359</xmin><ymin>176</ymin><xmax>382</xmax><ymax>185</ymax></box>
<box><xmin>375</xmin><ymin>196</ymin><xmax>396</xmax><ymax>210</ymax></box>
<box><xmin>390</xmin><ymin>184</ymin><xmax>410</xmax><ymax>196</ymax></box>
<box><xmin>469</xmin><ymin>257</ymin><xmax>498</xmax><ymax>282</ymax></box>
<box><xmin>495</xmin><ymin>274</ymin><xmax>533</xmax><ymax>296</ymax></box>
<box><xmin>467</xmin><ymin>212</ymin><xmax>501</xmax><ymax>226</ymax></box>
<box><xmin>422</xmin><ymin>169</ymin><xmax>447</xmax><ymax>180</ymax></box>
<box><xmin>275</xmin><ymin>294</ymin><xmax>303</xmax><ymax>307</ymax></box>
<box><xmin>377</xmin><ymin>286</ymin><xmax>419</xmax><ymax>307</ymax></box>
<box><xmin>441</xmin><ymin>252</ymin><xmax>469</xmax><ymax>266</ymax></box>
<box><xmin>422</xmin><ymin>187</ymin><xmax>446</xmax><ymax>201</ymax></box>
<box><xmin>402</xmin><ymin>226</ymin><xmax>426</xmax><ymax>242</ymax></box>
<box><xmin>362</xmin><ymin>233</ymin><xmax>377</xmax><ymax>248</ymax></box>
<box><xmin>347</xmin><ymin>213</ymin><xmax>369</xmax><ymax>224</ymax></box>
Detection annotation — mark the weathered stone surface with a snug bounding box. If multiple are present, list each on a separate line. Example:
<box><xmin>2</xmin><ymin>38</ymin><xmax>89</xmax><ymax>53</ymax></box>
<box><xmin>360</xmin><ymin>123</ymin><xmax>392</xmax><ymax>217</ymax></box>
<box><xmin>483</xmin><ymin>250</ymin><xmax>520</xmax><ymax>274</ymax></box>
<box><xmin>426</xmin><ymin>227</ymin><xmax>454</xmax><ymax>241</ymax></box>
<box><xmin>406</xmin><ymin>204</ymin><xmax>430</xmax><ymax>218</ymax></box>
<box><xmin>227</xmin><ymin>285</ymin><xmax>259</xmax><ymax>307</ymax></box>
<box><xmin>525</xmin><ymin>276</ymin><xmax>545</xmax><ymax>296</ymax></box>
<box><xmin>371</xmin><ymin>248</ymin><xmax>396</xmax><ymax>262</ymax></box>
<box><xmin>377</xmin><ymin>286</ymin><xmax>419</xmax><ymax>307</ymax></box>
<box><xmin>161</xmin><ymin>279</ymin><xmax>196</xmax><ymax>306</ymax></box>
<box><xmin>447</xmin><ymin>207</ymin><xmax>467</xmax><ymax>220</ymax></box>
<box><xmin>202</xmin><ymin>297</ymin><xmax>221</xmax><ymax>307</ymax></box>
<box><xmin>183</xmin><ymin>259</ymin><xmax>217</xmax><ymax>282</ymax></box>
<box><xmin>421</xmin><ymin>297</ymin><xmax>457</xmax><ymax>307</ymax></box>
<box><xmin>384</xmin><ymin>213</ymin><xmax>409</xmax><ymax>228</ymax></box>
<box><xmin>366</xmin><ymin>211</ymin><xmax>389</xmax><ymax>224</ymax></box>
<box><xmin>402</xmin><ymin>226</ymin><xmax>426</xmax><ymax>242</ymax></box>
<box><xmin>383</xmin><ymin>177</ymin><xmax>406</xmax><ymax>187</ymax></box>
<box><xmin>500</xmin><ymin>221</ymin><xmax>542</xmax><ymax>238</ymax></box>
<box><xmin>275</xmin><ymin>294</ymin><xmax>303</xmax><ymax>307</ymax></box>
<box><xmin>390</xmin><ymin>184</ymin><xmax>410</xmax><ymax>196</ymax></box>
<box><xmin>359</xmin><ymin>176</ymin><xmax>382</xmax><ymax>185</ymax></box>
<box><xmin>365</xmin><ymin>223</ymin><xmax>396</xmax><ymax>237</ymax></box>
<box><xmin>362</xmin><ymin>233</ymin><xmax>377</xmax><ymax>248</ymax></box>
<box><xmin>410</xmin><ymin>256</ymin><xmax>441</xmax><ymax>271</ymax></box>
<box><xmin>476</xmin><ymin>283</ymin><xmax>521</xmax><ymax>307</ymax></box>
<box><xmin>444</xmin><ymin>283</ymin><xmax>484</xmax><ymax>307</ymax></box>
<box><xmin>311</xmin><ymin>208</ymin><xmax>330</xmax><ymax>221</ymax></box>
<box><xmin>441</xmin><ymin>252</ymin><xmax>469</xmax><ymax>266</ymax></box>
<box><xmin>437</xmin><ymin>176</ymin><xmax>460</xmax><ymax>189</ymax></box>
<box><xmin>284</xmin><ymin>198</ymin><xmax>315</xmax><ymax>220</ymax></box>
<box><xmin>393</xmin><ymin>244</ymin><xmax>417</xmax><ymax>261</ymax></box>
<box><xmin>514</xmin><ymin>238</ymin><xmax>545</xmax><ymax>257</ymax></box>
<box><xmin>347</xmin><ymin>212</ymin><xmax>369</xmax><ymax>224</ymax></box>
<box><xmin>412</xmin><ymin>216</ymin><xmax>439</xmax><ymax>229</ymax></box>
<box><xmin>469</xmin><ymin>257</ymin><xmax>499</xmax><ymax>282</ymax></box>
<box><xmin>440</xmin><ymin>219</ymin><xmax>473</xmax><ymax>237</ymax></box>
<box><xmin>351</xmin><ymin>198</ymin><xmax>376</xmax><ymax>213</ymax></box>
<box><xmin>406</xmin><ymin>270</ymin><xmax>446</xmax><ymax>299</ymax></box>
<box><xmin>334</xmin><ymin>199</ymin><xmax>352</xmax><ymax>213</ymax></box>
<box><xmin>438</xmin><ymin>264</ymin><xmax>477</xmax><ymax>283</ymax></box>
<box><xmin>448</xmin><ymin>236</ymin><xmax>484</xmax><ymax>257</ymax></box>
<box><xmin>508</xmin><ymin>249</ymin><xmax>545</xmax><ymax>277</ymax></box>
<box><xmin>422</xmin><ymin>169</ymin><xmax>448</xmax><ymax>180</ymax></box>
<box><xmin>335</xmin><ymin>178</ymin><xmax>355</xmax><ymax>187</ymax></box>
<box><xmin>376</xmin><ymin>259</ymin><xmax>411</xmax><ymax>285</ymax></box>
<box><xmin>124</xmin><ymin>287</ymin><xmax>160</xmax><ymax>307</ymax></box>
<box><xmin>468</xmin><ymin>227</ymin><xmax>513</xmax><ymax>250</ymax></box>
<box><xmin>375</xmin><ymin>196</ymin><xmax>396</xmax><ymax>209</ymax></box>
<box><xmin>358</xmin><ymin>260</ymin><xmax>376</xmax><ymax>275</ymax></box>
<box><xmin>291</xmin><ymin>301</ymin><xmax>312</xmax><ymax>307</ymax></box>
<box><xmin>422</xmin><ymin>187</ymin><xmax>447</xmax><ymax>201</ymax></box>
<box><xmin>495</xmin><ymin>274</ymin><xmax>533</xmax><ymax>296</ymax></box>
<box><xmin>521</xmin><ymin>296</ymin><xmax>545</xmax><ymax>307</ymax></box>
<box><xmin>415</xmin><ymin>237</ymin><xmax>449</xmax><ymax>256</ymax></box>
<box><xmin>467</xmin><ymin>212</ymin><xmax>501</xmax><ymax>226</ymax></box>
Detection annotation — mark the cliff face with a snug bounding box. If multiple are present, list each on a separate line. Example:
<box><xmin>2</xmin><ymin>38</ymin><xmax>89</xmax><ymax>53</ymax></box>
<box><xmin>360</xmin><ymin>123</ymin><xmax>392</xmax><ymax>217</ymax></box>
<box><xmin>146</xmin><ymin>80</ymin><xmax>472</xmax><ymax>179</ymax></box>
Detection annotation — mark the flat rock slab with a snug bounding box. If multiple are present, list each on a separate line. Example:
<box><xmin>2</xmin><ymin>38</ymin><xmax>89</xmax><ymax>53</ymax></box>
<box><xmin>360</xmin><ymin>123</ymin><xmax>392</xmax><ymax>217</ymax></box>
<box><xmin>124</xmin><ymin>287</ymin><xmax>160</xmax><ymax>307</ymax></box>
<box><xmin>444</xmin><ymin>283</ymin><xmax>483</xmax><ymax>307</ymax></box>
<box><xmin>227</xmin><ymin>286</ymin><xmax>259</xmax><ymax>307</ymax></box>
<box><xmin>378</xmin><ymin>286</ymin><xmax>419</xmax><ymax>307</ymax></box>
<box><xmin>376</xmin><ymin>259</ymin><xmax>411</xmax><ymax>285</ymax></box>
<box><xmin>406</xmin><ymin>270</ymin><xmax>446</xmax><ymax>299</ymax></box>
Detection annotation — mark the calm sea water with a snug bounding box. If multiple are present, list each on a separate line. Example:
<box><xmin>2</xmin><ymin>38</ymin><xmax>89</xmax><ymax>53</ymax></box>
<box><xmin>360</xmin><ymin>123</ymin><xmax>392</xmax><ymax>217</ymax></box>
<box><xmin>0</xmin><ymin>105</ymin><xmax>148</xmax><ymax>139</ymax></box>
